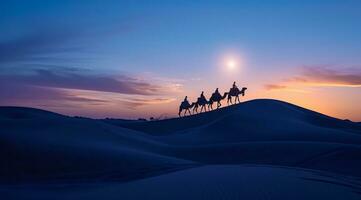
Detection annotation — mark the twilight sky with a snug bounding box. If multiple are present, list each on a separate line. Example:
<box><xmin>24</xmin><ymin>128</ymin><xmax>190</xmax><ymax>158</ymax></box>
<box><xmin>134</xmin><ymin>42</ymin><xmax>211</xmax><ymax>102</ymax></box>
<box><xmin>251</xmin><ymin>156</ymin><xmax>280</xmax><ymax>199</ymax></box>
<box><xmin>1</xmin><ymin>0</ymin><xmax>361</xmax><ymax>120</ymax></box>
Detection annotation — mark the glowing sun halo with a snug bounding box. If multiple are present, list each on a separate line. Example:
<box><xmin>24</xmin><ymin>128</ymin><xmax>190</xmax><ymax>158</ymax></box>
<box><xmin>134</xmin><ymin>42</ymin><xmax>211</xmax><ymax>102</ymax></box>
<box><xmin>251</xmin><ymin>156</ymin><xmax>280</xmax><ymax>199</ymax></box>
<box><xmin>226</xmin><ymin>60</ymin><xmax>236</xmax><ymax>70</ymax></box>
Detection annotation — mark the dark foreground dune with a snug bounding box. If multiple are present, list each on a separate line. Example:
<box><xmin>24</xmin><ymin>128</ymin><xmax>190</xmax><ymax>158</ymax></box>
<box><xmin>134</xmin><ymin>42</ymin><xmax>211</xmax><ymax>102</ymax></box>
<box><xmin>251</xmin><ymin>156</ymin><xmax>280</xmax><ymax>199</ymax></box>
<box><xmin>1</xmin><ymin>99</ymin><xmax>361</xmax><ymax>199</ymax></box>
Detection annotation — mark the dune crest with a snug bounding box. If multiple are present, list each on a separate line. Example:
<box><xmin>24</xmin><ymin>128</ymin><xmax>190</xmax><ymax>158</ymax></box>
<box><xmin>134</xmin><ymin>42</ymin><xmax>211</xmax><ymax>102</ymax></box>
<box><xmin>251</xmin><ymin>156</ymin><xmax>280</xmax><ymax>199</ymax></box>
<box><xmin>1</xmin><ymin>99</ymin><xmax>361</xmax><ymax>199</ymax></box>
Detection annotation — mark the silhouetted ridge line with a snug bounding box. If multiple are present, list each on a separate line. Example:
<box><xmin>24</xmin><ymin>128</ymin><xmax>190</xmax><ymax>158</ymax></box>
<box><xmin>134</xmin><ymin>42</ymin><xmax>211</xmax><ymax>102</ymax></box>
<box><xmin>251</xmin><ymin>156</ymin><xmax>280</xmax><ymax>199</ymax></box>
<box><xmin>104</xmin><ymin>99</ymin><xmax>361</xmax><ymax>135</ymax></box>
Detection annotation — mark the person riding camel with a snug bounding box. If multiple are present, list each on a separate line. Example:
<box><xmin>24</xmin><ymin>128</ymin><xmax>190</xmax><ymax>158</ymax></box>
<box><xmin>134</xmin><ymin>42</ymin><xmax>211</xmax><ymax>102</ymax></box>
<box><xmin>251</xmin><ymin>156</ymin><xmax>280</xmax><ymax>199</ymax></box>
<box><xmin>232</xmin><ymin>81</ymin><xmax>237</xmax><ymax>89</ymax></box>
<box><xmin>200</xmin><ymin>91</ymin><xmax>206</xmax><ymax>100</ymax></box>
<box><xmin>181</xmin><ymin>96</ymin><xmax>190</xmax><ymax>107</ymax></box>
<box><xmin>232</xmin><ymin>81</ymin><xmax>239</xmax><ymax>92</ymax></box>
<box><xmin>214</xmin><ymin>88</ymin><xmax>221</xmax><ymax>98</ymax></box>
<box><xmin>197</xmin><ymin>91</ymin><xmax>208</xmax><ymax>112</ymax></box>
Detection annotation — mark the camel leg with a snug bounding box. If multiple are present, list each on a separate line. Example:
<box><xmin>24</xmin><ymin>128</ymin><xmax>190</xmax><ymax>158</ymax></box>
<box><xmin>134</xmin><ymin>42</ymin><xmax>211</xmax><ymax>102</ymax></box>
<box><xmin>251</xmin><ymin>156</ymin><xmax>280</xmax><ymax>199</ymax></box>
<box><xmin>228</xmin><ymin>97</ymin><xmax>233</xmax><ymax>105</ymax></box>
<box><xmin>201</xmin><ymin>105</ymin><xmax>206</xmax><ymax>112</ymax></box>
<box><xmin>184</xmin><ymin>109</ymin><xmax>189</xmax><ymax>117</ymax></box>
<box><xmin>187</xmin><ymin>109</ymin><xmax>191</xmax><ymax>116</ymax></box>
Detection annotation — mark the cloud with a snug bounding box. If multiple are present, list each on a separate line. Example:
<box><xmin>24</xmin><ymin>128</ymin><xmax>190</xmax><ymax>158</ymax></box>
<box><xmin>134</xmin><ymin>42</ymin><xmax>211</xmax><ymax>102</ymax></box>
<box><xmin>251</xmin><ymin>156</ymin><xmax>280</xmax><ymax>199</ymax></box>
<box><xmin>0</xmin><ymin>67</ymin><xmax>178</xmax><ymax>112</ymax></box>
<box><xmin>0</xmin><ymin>79</ymin><xmax>176</xmax><ymax>110</ymax></box>
<box><xmin>114</xmin><ymin>97</ymin><xmax>176</xmax><ymax>109</ymax></box>
<box><xmin>0</xmin><ymin>68</ymin><xmax>164</xmax><ymax>95</ymax></box>
<box><xmin>265</xmin><ymin>66</ymin><xmax>361</xmax><ymax>91</ymax></box>
<box><xmin>0</xmin><ymin>24</ymin><xmax>132</xmax><ymax>66</ymax></box>
<box><xmin>0</xmin><ymin>29</ymin><xmax>81</xmax><ymax>65</ymax></box>
<box><xmin>0</xmin><ymin>83</ymin><xmax>108</xmax><ymax>107</ymax></box>
<box><xmin>295</xmin><ymin>67</ymin><xmax>361</xmax><ymax>87</ymax></box>
<box><xmin>264</xmin><ymin>84</ymin><xmax>287</xmax><ymax>90</ymax></box>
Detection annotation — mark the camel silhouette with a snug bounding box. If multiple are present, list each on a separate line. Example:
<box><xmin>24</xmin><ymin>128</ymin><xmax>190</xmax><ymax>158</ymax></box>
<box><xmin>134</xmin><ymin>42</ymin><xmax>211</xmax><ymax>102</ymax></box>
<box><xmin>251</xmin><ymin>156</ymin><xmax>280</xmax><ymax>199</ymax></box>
<box><xmin>208</xmin><ymin>92</ymin><xmax>228</xmax><ymax>110</ymax></box>
<box><xmin>192</xmin><ymin>96</ymin><xmax>208</xmax><ymax>114</ymax></box>
<box><xmin>227</xmin><ymin>87</ymin><xmax>247</xmax><ymax>105</ymax></box>
<box><xmin>177</xmin><ymin>84</ymin><xmax>248</xmax><ymax>117</ymax></box>
<box><xmin>178</xmin><ymin>101</ymin><xmax>196</xmax><ymax>117</ymax></box>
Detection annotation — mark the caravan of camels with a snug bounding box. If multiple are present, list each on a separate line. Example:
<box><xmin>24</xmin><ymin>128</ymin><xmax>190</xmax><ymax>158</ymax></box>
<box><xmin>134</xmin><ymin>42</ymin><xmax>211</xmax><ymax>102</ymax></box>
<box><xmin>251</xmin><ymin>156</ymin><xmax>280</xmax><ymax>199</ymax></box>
<box><xmin>179</xmin><ymin>81</ymin><xmax>247</xmax><ymax>117</ymax></box>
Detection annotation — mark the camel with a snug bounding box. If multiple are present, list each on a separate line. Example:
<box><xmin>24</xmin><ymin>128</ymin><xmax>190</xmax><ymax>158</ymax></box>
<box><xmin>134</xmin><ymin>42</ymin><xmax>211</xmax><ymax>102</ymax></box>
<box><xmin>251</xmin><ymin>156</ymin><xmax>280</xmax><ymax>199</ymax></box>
<box><xmin>227</xmin><ymin>87</ymin><xmax>247</xmax><ymax>105</ymax></box>
<box><xmin>208</xmin><ymin>92</ymin><xmax>228</xmax><ymax>110</ymax></box>
<box><xmin>178</xmin><ymin>101</ymin><xmax>196</xmax><ymax>117</ymax></box>
<box><xmin>192</xmin><ymin>96</ymin><xmax>208</xmax><ymax>114</ymax></box>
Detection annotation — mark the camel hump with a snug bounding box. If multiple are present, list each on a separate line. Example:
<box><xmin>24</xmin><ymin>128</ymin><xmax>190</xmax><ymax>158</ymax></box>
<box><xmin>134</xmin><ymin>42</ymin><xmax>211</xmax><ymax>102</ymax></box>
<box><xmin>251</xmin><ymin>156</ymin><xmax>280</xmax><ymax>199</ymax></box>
<box><xmin>181</xmin><ymin>101</ymin><xmax>190</xmax><ymax>107</ymax></box>
<box><xmin>214</xmin><ymin>92</ymin><xmax>221</xmax><ymax>99</ymax></box>
<box><xmin>231</xmin><ymin>87</ymin><xmax>240</xmax><ymax>94</ymax></box>
<box><xmin>211</xmin><ymin>93</ymin><xmax>217</xmax><ymax>99</ymax></box>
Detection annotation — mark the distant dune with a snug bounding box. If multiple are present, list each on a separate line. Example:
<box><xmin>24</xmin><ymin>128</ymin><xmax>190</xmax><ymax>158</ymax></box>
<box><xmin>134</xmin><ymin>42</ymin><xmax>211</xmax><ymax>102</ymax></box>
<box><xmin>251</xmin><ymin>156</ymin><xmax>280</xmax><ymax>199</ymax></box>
<box><xmin>1</xmin><ymin>99</ymin><xmax>361</xmax><ymax>199</ymax></box>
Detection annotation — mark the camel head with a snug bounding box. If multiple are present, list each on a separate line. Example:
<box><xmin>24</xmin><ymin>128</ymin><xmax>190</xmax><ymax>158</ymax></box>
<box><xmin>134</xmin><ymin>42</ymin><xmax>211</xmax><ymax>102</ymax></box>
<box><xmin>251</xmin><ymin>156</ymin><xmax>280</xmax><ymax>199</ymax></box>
<box><xmin>241</xmin><ymin>87</ymin><xmax>247</xmax><ymax>96</ymax></box>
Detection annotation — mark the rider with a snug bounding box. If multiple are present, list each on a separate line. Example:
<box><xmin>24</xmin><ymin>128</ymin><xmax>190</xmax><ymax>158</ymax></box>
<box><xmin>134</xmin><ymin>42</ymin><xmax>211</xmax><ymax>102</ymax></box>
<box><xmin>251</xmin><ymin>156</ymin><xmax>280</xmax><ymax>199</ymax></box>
<box><xmin>200</xmin><ymin>91</ymin><xmax>206</xmax><ymax>100</ymax></box>
<box><xmin>182</xmin><ymin>96</ymin><xmax>190</xmax><ymax>106</ymax></box>
<box><xmin>232</xmin><ymin>81</ymin><xmax>238</xmax><ymax>90</ymax></box>
<box><xmin>214</xmin><ymin>88</ymin><xmax>221</xmax><ymax>97</ymax></box>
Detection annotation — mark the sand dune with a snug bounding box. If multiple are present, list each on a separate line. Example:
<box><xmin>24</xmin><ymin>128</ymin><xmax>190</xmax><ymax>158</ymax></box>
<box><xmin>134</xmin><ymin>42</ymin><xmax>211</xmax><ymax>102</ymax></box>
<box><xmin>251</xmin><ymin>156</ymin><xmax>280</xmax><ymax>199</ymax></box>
<box><xmin>1</xmin><ymin>99</ymin><xmax>361</xmax><ymax>199</ymax></box>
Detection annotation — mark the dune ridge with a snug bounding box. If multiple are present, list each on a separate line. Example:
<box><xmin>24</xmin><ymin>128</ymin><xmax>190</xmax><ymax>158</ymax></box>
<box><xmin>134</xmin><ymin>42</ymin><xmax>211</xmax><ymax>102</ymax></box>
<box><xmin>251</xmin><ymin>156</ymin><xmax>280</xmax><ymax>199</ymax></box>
<box><xmin>1</xmin><ymin>99</ymin><xmax>361</xmax><ymax>199</ymax></box>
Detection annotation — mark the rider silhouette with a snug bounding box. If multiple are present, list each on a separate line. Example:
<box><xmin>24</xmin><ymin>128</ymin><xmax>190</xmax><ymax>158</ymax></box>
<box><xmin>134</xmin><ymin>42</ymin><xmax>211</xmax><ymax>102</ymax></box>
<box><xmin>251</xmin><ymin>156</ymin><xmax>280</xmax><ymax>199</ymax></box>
<box><xmin>214</xmin><ymin>88</ymin><xmax>221</xmax><ymax>97</ymax></box>
<box><xmin>182</xmin><ymin>96</ymin><xmax>190</xmax><ymax>106</ymax></box>
<box><xmin>232</xmin><ymin>81</ymin><xmax>237</xmax><ymax>89</ymax></box>
<box><xmin>200</xmin><ymin>91</ymin><xmax>206</xmax><ymax>99</ymax></box>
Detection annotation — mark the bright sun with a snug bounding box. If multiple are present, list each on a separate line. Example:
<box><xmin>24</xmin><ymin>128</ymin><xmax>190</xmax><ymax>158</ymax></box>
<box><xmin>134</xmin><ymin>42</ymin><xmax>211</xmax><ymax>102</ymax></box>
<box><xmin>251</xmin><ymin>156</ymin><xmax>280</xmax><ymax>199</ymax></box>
<box><xmin>219</xmin><ymin>52</ymin><xmax>245</xmax><ymax>74</ymax></box>
<box><xmin>226</xmin><ymin>60</ymin><xmax>236</xmax><ymax>70</ymax></box>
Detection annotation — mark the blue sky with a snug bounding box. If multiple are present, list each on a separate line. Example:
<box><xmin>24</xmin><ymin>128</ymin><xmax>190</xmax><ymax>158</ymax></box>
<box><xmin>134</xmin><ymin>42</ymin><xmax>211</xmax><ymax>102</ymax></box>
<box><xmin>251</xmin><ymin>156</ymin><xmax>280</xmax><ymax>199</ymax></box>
<box><xmin>1</xmin><ymin>0</ymin><xmax>361</xmax><ymax>120</ymax></box>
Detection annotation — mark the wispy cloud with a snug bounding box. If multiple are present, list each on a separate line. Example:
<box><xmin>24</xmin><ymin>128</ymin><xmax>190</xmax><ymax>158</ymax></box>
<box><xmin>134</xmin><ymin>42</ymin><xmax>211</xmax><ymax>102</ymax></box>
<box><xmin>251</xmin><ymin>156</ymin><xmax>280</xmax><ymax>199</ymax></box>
<box><xmin>116</xmin><ymin>97</ymin><xmax>176</xmax><ymax>109</ymax></box>
<box><xmin>0</xmin><ymin>24</ymin><xmax>132</xmax><ymax>66</ymax></box>
<box><xmin>264</xmin><ymin>84</ymin><xmax>287</xmax><ymax>90</ymax></box>
<box><xmin>265</xmin><ymin>66</ymin><xmax>361</xmax><ymax>91</ymax></box>
<box><xmin>0</xmin><ymin>68</ymin><xmax>165</xmax><ymax>95</ymax></box>
<box><xmin>0</xmin><ymin>83</ymin><xmax>108</xmax><ymax>107</ymax></box>
<box><xmin>0</xmin><ymin>29</ymin><xmax>81</xmax><ymax>65</ymax></box>
<box><xmin>0</xmin><ymin>66</ymin><xmax>179</xmax><ymax>111</ymax></box>
<box><xmin>294</xmin><ymin>67</ymin><xmax>361</xmax><ymax>87</ymax></box>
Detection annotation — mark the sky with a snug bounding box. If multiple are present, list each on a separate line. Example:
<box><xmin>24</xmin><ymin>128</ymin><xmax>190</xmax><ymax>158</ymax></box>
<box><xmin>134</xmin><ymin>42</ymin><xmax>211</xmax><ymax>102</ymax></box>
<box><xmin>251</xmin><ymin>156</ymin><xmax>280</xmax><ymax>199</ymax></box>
<box><xmin>1</xmin><ymin>0</ymin><xmax>361</xmax><ymax>120</ymax></box>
